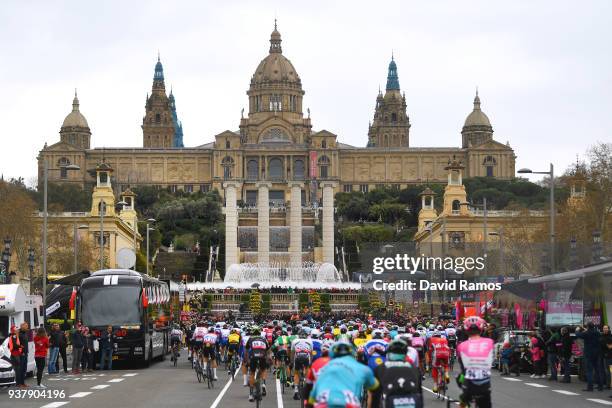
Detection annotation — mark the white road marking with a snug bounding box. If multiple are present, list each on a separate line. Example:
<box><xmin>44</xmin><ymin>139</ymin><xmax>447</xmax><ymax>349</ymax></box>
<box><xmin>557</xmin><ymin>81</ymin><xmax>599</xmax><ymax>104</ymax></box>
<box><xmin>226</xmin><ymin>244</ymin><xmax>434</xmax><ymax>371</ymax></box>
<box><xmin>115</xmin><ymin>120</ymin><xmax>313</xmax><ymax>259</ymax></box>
<box><xmin>524</xmin><ymin>382</ymin><xmax>548</xmax><ymax>388</ymax></box>
<box><xmin>588</xmin><ymin>399</ymin><xmax>612</xmax><ymax>406</ymax></box>
<box><xmin>91</xmin><ymin>384</ymin><xmax>111</xmax><ymax>389</ymax></box>
<box><xmin>502</xmin><ymin>377</ymin><xmax>522</xmax><ymax>381</ymax></box>
<box><xmin>276</xmin><ymin>379</ymin><xmax>284</xmax><ymax>408</ymax></box>
<box><xmin>210</xmin><ymin>362</ymin><xmax>241</xmax><ymax>408</ymax></box>
<box><xmin>123</xmin><ymin>373</ymin><xmax>138</xmax><ymax>377</ymax></box>
<box><xmin>552</xmin><ymin>390</ymin><xmax>579</xmax><ymax>395</ymax></box>
<box><xmin>40</xmin><ymin>403</ymin><xmax>70</xmax><ymax>408</ymax></box>
<box><xmin>69</xmin><ymin>392</ymin><xmax>92</xmax><ymax>398</ymax></box>
<box><xmin>421</xmin><ymin>385</ymin><xmax>460</xmax><ymax>406</ymax></box>
<box><xmin>107</xmin><ymin>378</ymin><xmax>124</xmax><ymax>383</ymax></box>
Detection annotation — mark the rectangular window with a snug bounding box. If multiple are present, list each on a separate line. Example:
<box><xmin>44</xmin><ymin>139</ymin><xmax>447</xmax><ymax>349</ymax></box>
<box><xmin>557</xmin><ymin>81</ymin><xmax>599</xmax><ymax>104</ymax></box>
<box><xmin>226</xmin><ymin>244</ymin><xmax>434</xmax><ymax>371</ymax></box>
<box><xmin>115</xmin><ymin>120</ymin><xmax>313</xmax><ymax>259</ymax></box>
<box><xmin>269</xmin><ymin>190</ymin><xmax>285</xmax><ymax>206</ymax></box>
<box><xmin>343</xmin><ymin>184</ymin><xmax>352</xmax><ymax>193</ymax></box>
<box><xmin>199</xmin><ymin>184</ymin><xmax>211</xmax><ymax>193</ymax></box>
<box><xmin>269</xmin><ymin>94</ymin><xmax>282</xmax><ymax>111</ymax></box>
<box><xmin>360</xmin><ymin>184</ymin><xmax>369</xmax><ymax>193</ymax></box>
<box><xmin>320</xmin><ymin>166</ymin><xmax>328</xmax><ymax>179</ymax></box>
<box><xmin>184</xmin><ymin>184</ymin><xmax>193</xmax><ymax>193</ymax></box>
<box><xmin>486</xmin><ymin>166</ymin><xmax>494</xmax><ymax>177</ymax></box>
<box><xmin>246</xmin><ymin>190</ymin><xmax>257</xmax><ymax>206</ymax></box>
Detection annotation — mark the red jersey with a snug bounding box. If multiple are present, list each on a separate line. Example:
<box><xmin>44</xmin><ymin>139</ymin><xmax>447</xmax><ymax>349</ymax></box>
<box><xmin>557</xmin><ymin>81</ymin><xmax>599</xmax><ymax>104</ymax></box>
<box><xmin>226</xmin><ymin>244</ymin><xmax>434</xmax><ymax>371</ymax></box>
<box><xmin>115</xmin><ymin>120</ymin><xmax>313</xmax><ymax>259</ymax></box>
<box><xmin>429</xmin><ymin>336</ymin><xmax>450</xmax><ymax>360</ymax></box>
<box><xmin>306</xmin><ymin>356</ymin><xmax>331</xmax><ymax>384</ymax></box>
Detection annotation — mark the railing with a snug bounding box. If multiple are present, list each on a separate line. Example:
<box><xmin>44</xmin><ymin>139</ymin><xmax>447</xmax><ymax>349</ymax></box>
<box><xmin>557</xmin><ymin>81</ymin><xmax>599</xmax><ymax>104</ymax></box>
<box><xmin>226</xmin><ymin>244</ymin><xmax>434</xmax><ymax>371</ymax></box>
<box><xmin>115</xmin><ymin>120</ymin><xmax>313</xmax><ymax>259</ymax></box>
<box><xmin>470</xmin><ymin>209</ymin><xmax>547</xmax><ymax>217</ymax></box>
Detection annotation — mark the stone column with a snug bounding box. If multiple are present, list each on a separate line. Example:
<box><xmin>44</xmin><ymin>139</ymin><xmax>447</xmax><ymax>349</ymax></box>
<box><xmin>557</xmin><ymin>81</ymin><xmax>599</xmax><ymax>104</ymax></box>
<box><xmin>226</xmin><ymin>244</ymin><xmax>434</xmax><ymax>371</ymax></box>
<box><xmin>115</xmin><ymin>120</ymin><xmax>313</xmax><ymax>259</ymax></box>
<box><xmin>290</xmin><ymin>182</ymin><xmax>304</xmax><ymax>267</ymax></box>
<box><xmin>321</xmin><ymin>182</ymin><xmax>337</xmax><ymax>264</ymax></box>
<box><xmin>257</xmin><ymin>182</ymin><xmax>271</xmax><ymax>265</ymax></box>
<box><xmin>223</xmin><ymin>182</ymin><xmax>241</xmax><ymax>272</ymax></box>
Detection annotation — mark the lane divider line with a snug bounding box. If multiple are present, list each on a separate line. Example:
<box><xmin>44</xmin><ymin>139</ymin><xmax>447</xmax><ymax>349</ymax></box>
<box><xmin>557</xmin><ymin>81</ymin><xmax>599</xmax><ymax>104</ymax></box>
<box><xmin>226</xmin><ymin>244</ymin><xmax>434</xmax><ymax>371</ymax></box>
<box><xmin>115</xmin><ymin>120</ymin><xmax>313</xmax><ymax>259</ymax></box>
<box><xmin>552</xmin><ymin>389</ymin><xmax>579</xmax><ymax>395</ymax></box>
<box><xmin>40</xmin><ymin>402</ymin><xmax>70</xmax><ymax>408</ymax></box>
<box><xmin>587</xmin><ymin>399</ymin><xmax>612</xmax><ymax>406</ymax></box>
<box><xmin>421</xmin><ymin>385</ymin><xmax>460</xmax><ymax>406</ymax></box>
<box><xmin>210</xmin><ymin>362</ymin><xmax>242</xmax><ymax>408</ymax></box>
<box><xmin>276</xmin><ymin>378</ymin><xmax>284</xmax><ymax>408</ymax></box>
<box><xmin>69</xmin><ymin>392</ymin><xmax>92</xmax><ymax>398</ymax></box>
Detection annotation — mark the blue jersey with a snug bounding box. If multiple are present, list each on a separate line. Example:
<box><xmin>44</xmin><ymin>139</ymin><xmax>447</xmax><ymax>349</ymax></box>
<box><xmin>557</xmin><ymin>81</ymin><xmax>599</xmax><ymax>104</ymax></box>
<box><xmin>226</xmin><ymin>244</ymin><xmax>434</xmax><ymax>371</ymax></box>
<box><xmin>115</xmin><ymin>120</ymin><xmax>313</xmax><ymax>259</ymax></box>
<box><xmin>310</xmin><ymin>356</ymin><xmax>378</xmax><ymax>407</ymax></box>
<box><xmin>363</xmin><ymin>339</ymin><xmax>388</xmax><ymax>370</ymax></box>
<box><xmin>311</xmin><ymin>339</ymin><xmax>323</xmax><ymax>361</ymax></box>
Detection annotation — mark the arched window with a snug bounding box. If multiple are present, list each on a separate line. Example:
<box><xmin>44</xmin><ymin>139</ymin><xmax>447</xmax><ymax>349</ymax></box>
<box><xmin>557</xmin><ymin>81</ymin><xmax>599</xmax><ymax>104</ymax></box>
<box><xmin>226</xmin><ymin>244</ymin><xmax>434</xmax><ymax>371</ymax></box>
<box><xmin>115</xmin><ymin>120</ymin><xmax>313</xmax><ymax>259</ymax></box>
<box><xmin>247</xmin><ymin>159</ymin><xmax>258</xmax><ymax>180</ymax></box>
<box><xmin>321</xmin><ymin>140</ymin><xmax>327</xmax><ymax>149</ymax></box>
<box><xmin>269</xmin><ymin>158</ymin><xmax>283</xmax><ymax>180</ymax></box>
<box><xmin>225</xmin><ymin>140</ymin><xmax>230</xmax><ymax>149</ymax></box>
<box><xmin>483</xmin><ymin>156</ymin><xmax>496</xmax><ymax>178</ymax></box>
<box><xmin>294</xmin><ymin>159</ymin><xmax>305</xmax><ymax>180</ymax></box>
<box><xmin>318</xmin><ymin>156</ymin><xmax>330</xmax><ymax>179</ymax></box>
<box><xmin>452</xmin><ymin>199</ymin><xmax>461</xmax><ymax>214</ymax></box>
<box><xmin>58</xmin><ymin>157</ymin><xmax>70</xmax><ymax>179</ymax></box>
<box><xmin>221</xmin><ymin>156</ymin><xmax>234</xmax><ymax>180</ymax></box>
<box><xmin>391</xmin><ymin>112</ymin><xmax>397</xmax><ymax>122</ymax></box>
<box><xmin>155</xmin><ymin>113</ymin><xmax>161</xmax><ymax>123</ymax></box>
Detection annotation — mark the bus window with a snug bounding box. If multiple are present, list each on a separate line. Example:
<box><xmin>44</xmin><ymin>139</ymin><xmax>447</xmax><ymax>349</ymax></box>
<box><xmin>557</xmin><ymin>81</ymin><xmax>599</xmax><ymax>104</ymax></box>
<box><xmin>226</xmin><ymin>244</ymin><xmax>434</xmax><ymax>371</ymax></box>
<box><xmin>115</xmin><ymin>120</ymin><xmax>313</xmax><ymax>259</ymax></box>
<box><xmin>24</xmin><ymin>311</ymin><xmax>31</xmax><ymax>327</ymax></box>
<box><xmin>0</xmin><ymin>316</ymin><xmax>8</xmax><ymax>343</ymax></box>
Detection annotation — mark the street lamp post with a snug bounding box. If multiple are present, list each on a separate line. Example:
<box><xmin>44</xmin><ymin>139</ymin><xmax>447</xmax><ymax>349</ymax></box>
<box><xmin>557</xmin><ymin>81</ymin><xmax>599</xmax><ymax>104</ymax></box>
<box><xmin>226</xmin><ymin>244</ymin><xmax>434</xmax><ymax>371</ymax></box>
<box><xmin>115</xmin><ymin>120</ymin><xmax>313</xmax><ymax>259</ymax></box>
<box><xmin>146</xmin><ymin>219</ymin><xmax>156</xmax><ymax>275</ymax></box>
<box><xmin>73</xmin><ymin>223</ymin><xmax>89</xmax><ymax>274</ymax></box>
<box><xmin>461</xmin><ymin>198</ymin><xmax>487</xmax><ymax>277</ymax></box>
<box><xmin>489</xmin><ymin>227</ymin><xmax>504</xmax><ymax>277</ymax></box>
<box><xmin>518</xmin><ymin>163</ymin><xmax>555</xmax><ymax>273</ymax></box>
<box><xmin>42</xmin><ymin>160</ymin><xmax>80</xmax><ymax>322</ymax></box>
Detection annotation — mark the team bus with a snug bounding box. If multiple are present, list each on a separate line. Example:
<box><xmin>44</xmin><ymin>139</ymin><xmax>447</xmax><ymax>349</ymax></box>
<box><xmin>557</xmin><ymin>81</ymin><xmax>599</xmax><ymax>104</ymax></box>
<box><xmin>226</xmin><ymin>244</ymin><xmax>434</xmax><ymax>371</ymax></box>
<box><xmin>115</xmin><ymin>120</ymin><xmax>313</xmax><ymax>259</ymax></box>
<box><xmin>79</xmin><ymin>269</ymin><xmax>175</xmax><ymax>365</ymax></box>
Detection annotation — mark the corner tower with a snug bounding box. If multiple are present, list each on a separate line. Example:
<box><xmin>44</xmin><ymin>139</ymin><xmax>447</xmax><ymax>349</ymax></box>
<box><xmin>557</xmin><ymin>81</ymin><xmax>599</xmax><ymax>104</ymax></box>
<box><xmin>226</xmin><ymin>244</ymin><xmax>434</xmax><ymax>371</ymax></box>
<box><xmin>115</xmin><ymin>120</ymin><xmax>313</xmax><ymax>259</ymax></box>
<box><xmin>367</xmin><ymin>56</ymin><xmax>410</xmax><ymax>147</ymax></box>
<box><xmin>142</xmin><ymin>56</ymin><xmax>176</xmax><ymax>148</ymax></box>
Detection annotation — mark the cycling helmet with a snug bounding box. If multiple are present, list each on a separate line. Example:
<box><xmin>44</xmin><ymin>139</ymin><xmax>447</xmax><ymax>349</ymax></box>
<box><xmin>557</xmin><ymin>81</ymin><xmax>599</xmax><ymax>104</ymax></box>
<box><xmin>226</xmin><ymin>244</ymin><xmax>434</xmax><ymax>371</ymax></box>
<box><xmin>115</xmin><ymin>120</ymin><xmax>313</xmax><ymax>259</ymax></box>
<box><xmin>330</xmin><ymin>341</ymin><xmax>355</xmax><ymax>358</ymax></box>
<box><xmin>321</xmin><ymin>340</ymin><xmax>333</xmax><ymax>354</ymax></box>
<box><xmin>251</xmin><ymin>325</ymin><xmax>261</xmax><ymax>336</ymax></box>
<box><xmin>386</xmin><ymin>339</ymin><xmax>408</xmax><ymax>355</ymax></box>
<box><xmin>436</xmin><ymin>325</ymin><xmax>444</xmax><ymax>331</ymax></box>
<box><xmin>428</xmin><ymin>324</ymin><xmax>435</xmax><ymax>331</ymax></box>
<box><xmin>372</xmin><ymin>329</ymin><xmax>383</xmax><ymax>339</ymax></box>
<box><xmin>432</xmin><ymin>330</ymin><xmax>441</xmax><ymax>337</ymax></box>
<box><xmin>209</xmin><ymin>327</ymin><xmax>216</xmax><ymax>333</ymax></box>
<box><xmin>463</xmin><ymin>316</ymin><xmax>486</xmax><ymax>333</ymax></box>
<box><xmin>447</xmin><ymin>323</ymin><xmax>455</xmax><ymax>328</ymax></box>
<box><xmin>299</xmin><ymin>329</ymin><xmax>308</xmax><ymax>339</ymax></box>
<box><xmin>311</xmin><ymin>329</ymin><xmax>321</xmax><ymax>339</ymax></box>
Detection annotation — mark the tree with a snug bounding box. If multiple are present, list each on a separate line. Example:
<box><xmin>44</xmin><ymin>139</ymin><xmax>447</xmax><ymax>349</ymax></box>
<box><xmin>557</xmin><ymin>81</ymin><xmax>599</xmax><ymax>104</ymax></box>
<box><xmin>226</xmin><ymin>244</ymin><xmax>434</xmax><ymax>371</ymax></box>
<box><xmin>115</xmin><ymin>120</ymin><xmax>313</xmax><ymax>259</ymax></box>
<box><xmin>46</xmin><ymin>223</ymin><xmax>95</xmax><ymax>275</ymax></box>
<box><xmin>587</xmin><ymin>142</ymin><xmax>612</xmax><ymax>236</ymax></box>
<box><xmin>35</xmin><ymin>183</ymin><xmax>91</xmax><ymax>212</ymax></box>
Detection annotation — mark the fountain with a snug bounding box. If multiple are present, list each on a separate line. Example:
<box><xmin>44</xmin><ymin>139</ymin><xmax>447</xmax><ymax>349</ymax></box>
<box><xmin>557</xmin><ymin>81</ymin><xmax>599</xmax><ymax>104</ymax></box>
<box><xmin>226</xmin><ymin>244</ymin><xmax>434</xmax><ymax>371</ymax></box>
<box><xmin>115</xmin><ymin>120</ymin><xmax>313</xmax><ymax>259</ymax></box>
<box><xmin>223</xmin><ymin>261</ymin><xmax>343</xmax><ymax>288</ymax></box>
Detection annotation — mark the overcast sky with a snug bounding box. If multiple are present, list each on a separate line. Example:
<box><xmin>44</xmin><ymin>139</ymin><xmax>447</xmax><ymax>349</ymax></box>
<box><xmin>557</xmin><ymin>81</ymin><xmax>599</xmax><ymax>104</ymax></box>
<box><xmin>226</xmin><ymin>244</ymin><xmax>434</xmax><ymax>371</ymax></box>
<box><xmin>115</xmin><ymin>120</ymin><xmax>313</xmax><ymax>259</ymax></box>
<box><xmin>1</xmin><ymin>1</ymin><xmax>610</xmax><ymax>184</ymax></box>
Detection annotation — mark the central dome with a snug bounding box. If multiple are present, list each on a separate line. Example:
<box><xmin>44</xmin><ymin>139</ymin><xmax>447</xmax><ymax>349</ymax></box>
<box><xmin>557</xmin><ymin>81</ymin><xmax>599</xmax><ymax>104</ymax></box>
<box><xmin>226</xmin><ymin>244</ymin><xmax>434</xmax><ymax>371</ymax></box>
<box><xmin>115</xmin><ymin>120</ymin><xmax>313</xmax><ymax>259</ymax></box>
<box><xmin>250</xmin><ymin>25</ymin><xmax>301</xmax><ymax>88</ymax></box>
<box><xmin>62</xmin><ymin>92</ymin><xmax>89</xmax><ymax>129</ymax></box>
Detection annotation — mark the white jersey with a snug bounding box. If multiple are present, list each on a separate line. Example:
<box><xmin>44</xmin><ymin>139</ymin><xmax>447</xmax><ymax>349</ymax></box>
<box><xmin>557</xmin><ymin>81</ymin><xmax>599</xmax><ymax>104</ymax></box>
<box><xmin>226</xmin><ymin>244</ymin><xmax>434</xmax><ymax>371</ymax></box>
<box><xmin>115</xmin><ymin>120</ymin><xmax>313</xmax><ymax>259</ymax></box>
<box><xmin>170</xmin><ymin>329</ymin><xmax>183</xmax><ymax>338</ymax></box>
<box><xmin>445</xmin><ymin>328</ymin><xmax>457</xmax><ymax>339</ymax></box>
<box><xmin>221</xmin><ymin>328</ymin><xmax>230</xmax><ymax>340</ymax></box>
<box><xmin>291</xmin><ymin>338</ymin><xmax>313</xmax><ymax>355</ymax></box>
<box><xmin>192</xmin><ymin>327</ymin><xmax>207</xmax><ymax>341</ymax></box>
<box><xmin>407</xmin><ymin>346</ymin><xmax>419</xmax><ymax>366</ymax></box>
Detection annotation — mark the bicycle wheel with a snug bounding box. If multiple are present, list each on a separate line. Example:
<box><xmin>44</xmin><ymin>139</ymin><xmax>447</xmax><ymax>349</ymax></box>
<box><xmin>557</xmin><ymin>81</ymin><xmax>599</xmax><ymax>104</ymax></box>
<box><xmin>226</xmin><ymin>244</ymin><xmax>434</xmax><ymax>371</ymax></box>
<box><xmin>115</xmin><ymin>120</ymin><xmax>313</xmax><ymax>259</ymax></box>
<box><xmin>207</xmin><ymin>363</ymin><xmax>214</xmax><ymax>389</ymax></box>
<box><xmin>255</xmin><ymin>378</ymin><xmax>262</xmax><ymax>408</ymax></box>
<box><xmin>195</xmin><ymin>362</ymin><xmax>202</xmax><ymax>383</ymax></box>
<box><xmin>280</xmin><ymin>365</ymin><xmax>286</xmax><ymax>394</ymax></box>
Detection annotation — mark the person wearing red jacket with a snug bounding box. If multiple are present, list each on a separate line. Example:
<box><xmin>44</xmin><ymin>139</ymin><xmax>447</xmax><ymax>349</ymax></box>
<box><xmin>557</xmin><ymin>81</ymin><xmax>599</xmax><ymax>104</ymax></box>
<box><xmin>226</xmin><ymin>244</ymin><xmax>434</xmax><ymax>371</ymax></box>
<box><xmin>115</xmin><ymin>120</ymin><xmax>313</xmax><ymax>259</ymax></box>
<box><xmin>34</xmin><ymin>327</ymin><xmax>49</xmax><ymax>388</ymax></box>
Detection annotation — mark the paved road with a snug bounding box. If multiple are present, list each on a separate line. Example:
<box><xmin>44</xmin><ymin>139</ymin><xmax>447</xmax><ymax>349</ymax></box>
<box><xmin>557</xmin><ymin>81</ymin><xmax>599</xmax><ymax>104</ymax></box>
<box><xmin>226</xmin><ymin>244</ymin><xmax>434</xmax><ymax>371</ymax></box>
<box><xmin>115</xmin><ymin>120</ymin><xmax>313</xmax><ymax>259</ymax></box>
<box><xmin>2</xmin><ymin>350</ymin><xmax>612</xmax><ymax>408</ymax></box>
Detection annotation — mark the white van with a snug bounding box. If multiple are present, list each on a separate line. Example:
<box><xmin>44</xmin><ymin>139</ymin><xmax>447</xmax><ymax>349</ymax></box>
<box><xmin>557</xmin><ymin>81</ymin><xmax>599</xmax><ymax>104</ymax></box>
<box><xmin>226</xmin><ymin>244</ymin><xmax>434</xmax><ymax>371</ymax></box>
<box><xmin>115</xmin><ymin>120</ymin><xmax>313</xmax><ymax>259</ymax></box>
<box><xmin>0</xmin><ymin>284</ymin><xmax>42</xmax><ymax>376</ymax></box>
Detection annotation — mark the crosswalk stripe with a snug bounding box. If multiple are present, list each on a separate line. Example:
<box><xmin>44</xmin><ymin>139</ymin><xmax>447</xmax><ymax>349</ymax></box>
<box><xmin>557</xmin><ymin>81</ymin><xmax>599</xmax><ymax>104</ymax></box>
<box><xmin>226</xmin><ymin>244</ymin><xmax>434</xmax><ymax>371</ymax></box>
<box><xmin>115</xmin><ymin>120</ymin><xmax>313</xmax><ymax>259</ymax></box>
<box><xmin>69</xmin><ymin>392</ymin><xmax>92</xmax><ymax>398</ymax></box>
<box><xmin>122</xmin><ymin>373</ymin><xmax>138</xmax><ymax>377</ymax></box>
<box><xmin>107</xmin><ymin>378</ymin><xmax>124</xmax><ymax>383</ymax></box>
<box><xmin>524</xmin><ymin>383</ymin><xmax>548</xmax><ymax>388</ymax></box>
<box><xmin>91</xmin><ymin>384</ymin><xmax>111</xmax><ymax>390</ymax></box>
<box><xmin>587</xmin><ymin>399</ymin><xmax>612</xmax><ymax>406</ymax></box>
<box><xmin>552</xmin><ymin>390</ymin><xmax>579</xmax><ymax>395</ymax></box>
<box><xmin>502</xmin><ymin>377</ymin><xmax>522</xmax><ymax>382</ymax></box>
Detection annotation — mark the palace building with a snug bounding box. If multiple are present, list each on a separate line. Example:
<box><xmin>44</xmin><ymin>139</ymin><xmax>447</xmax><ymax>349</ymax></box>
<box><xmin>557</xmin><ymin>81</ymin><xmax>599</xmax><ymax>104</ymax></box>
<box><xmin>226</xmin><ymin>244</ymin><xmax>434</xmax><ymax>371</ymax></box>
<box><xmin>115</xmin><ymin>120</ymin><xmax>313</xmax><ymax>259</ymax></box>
<box><xmin>36</xmin><ymin>24</ymin><xmax>517</xmax><ymax>271</ymax></box>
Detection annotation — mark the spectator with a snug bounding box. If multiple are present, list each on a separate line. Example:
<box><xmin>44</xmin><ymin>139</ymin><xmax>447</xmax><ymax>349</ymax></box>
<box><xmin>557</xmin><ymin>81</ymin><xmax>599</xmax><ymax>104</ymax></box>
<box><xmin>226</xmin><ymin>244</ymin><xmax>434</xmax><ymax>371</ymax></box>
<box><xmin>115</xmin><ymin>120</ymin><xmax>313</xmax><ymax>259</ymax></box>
<box><xmin>575</xmin><ymin>322</ymin><xmax>603</xmax><ymax>392</ymax></box>
<box><xmin>57</xmin><ymin>315</ymin><xmax>70</xmax><ymax>374</ymax></box>
<box><xmin>8</xmin><ymin>325</ymin><xmax>25</xmax><ymax>387</ymax></box>
<box><xmin>99</xmin><ymin>325</ymin><xmax>115</xmax><ymax>370</ymax></box>
<box><xmin>500</xmin><ymin>342</ymin><xmax>512</xmax><ymax>376</ymax></box>
<box><xmin>601</xmin><ymin>325</ymin><xmax>612</xmax><ymax>389</ymax></box>
<box><xmin>545</xmin><ymin>328</ymin><xmax>561</xmax><ymax>381</ymax></box>
<box><xmin>559</xmin><ymin>326</ymin><xmax>573</xmax><ymax>383</ymax></box>
<box><xmin>17</xmin><ymin>322</ymin><xmax>30</xmax><ymax>387</ymax></box>
<box><xmin>529</xmin><ymin>332</ymin><xmax>544</xmax><ymax>378</ymax></box>
<box><xmin>34</xmin><ymin>327</ymin><xmax>49</xmax><ymax>388</ymax></box>
<box><xmin>71</xmin><ymin>324</ymin><xmax>84</xmax><ymax>374</ymax></box>
<box><xmin>48</xmin><ymin>323</ymin><xmax>62</xmax><ymax>374</ymax></box>
<box><xmin>81</xmin><ymin>327</ymin><xmax>95</xmax><ymax>372</ymax></box>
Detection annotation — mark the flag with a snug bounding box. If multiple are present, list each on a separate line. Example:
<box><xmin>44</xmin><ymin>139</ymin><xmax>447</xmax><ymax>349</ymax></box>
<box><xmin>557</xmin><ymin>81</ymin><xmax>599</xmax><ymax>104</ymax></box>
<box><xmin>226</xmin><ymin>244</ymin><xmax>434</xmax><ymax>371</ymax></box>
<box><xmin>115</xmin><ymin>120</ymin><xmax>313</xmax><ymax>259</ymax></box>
<box><xmin>142</xmin><ymin>288</ymin><xmax>148</xmax><ymax>308</ymax></box>
<box><xmin>455</xmin><ymin>298</ymin><xmax>463</xmax><ymax>324</ymax></box>
<box><xmin>69</xmin><ymin>287</ymin><xmax>77</xmax><ymax>310</ymax></box>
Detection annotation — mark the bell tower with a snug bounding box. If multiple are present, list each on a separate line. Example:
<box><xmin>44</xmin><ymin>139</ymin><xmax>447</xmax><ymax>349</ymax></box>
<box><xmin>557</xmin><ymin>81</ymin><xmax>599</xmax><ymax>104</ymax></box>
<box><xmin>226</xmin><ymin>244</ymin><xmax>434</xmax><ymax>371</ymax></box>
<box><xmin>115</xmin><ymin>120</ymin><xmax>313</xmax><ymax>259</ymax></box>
<box><xmin>142</xmin><ymin>56</ymin><xmax>176</xmax><ymax>148</ymax></box>
<box><xmin>418</xmin><ymin>187</ymin><xmax>438</xmax><ymax>232</ymax></box>
<box><xmin>442</xmin><ymin>157</ymin><xmax>469</xmax><ymax>216</ymax></box>
<box><xmin>367</xmin><ymin>55</ymin><xmax>410</xmax><ymax>147</ymax></box>
<box><xmin>91</xmin><ymin>163</ymin><xmax>116</xmax><ymax>217</ymax></box>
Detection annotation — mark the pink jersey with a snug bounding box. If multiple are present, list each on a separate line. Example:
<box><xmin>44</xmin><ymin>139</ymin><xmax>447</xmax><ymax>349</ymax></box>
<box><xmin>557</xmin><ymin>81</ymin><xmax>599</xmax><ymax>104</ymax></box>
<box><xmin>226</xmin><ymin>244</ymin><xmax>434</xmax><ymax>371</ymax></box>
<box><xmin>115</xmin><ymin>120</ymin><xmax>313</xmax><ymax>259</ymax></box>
<box><xmin>457</xmin><ymin>337</ymin><xmax>494</xmax><ymax>381</ymax></box>
<box><xmin>411</xmin><ymin>336</ymin><xmax>424</xmax><ymax>348</ymax></box>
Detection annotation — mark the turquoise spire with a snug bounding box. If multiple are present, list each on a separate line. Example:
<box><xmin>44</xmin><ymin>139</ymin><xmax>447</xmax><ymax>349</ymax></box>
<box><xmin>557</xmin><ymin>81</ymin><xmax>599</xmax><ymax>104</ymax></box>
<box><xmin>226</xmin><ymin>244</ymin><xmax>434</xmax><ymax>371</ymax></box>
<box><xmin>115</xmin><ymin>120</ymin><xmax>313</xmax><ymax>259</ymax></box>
<box><xmin>154</xmin><ymin>53</ymin><xmax>164</xmax><ymax>82</ymax></box>
<box><xmin>169</xmin><ymin>88</ymin><xmax>184</xmax><ymax>148</ymax></box>
<box><xmin>386</xmin><ymin>54</ymin><xmax>400</xmax><ymax>91</ymax></box>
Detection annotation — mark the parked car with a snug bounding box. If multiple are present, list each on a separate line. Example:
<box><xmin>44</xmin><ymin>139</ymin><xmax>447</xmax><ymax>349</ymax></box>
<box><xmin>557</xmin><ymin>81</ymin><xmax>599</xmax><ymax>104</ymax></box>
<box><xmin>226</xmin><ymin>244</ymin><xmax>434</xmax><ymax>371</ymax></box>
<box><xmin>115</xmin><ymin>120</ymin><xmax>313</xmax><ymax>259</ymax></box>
<box><xmin>0</xmin><ymin>340</ymin><xmax>15</xmax><ymax>387</ymax></box>
<box><xmin>492</xmin><ymin>329</ymin><xmax>531</xmax><ymax>369</ymax></box>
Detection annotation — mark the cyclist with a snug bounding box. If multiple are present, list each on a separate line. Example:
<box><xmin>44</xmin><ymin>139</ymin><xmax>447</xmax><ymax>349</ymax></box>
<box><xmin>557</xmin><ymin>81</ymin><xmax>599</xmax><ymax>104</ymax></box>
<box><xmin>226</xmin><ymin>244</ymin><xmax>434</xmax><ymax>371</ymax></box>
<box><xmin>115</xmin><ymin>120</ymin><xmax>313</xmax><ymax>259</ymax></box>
<box><xmin>311</xmin><ymin>329</ymin><xmax>323</xmax><ymax>361</ymax></box>
<box><xmin>291</xmin><ymin>329</ymin><xmax>314</xmax><ymax>400</ymax></box>
<box><xmin>202</xmin><ymin>326</ymin><xmax>219</xmax><ymax>380</ymax></box>
<box><xmin>227</xmin><ymin>327</ymin><xmax>241</xmax><ymax>375</ymax></box>
<box><xmin>429</xmin><ymin>329</ymin><xmax>450</xmax><ymax>393</ymax></box>
<box><xmin>456</xmin><ymin>316</ymin><xmax>494</xmax><ymax>408</ymax></box>
<box><xmin>191</xmin><ymin>321</ymin><xmax>207</xmax><ymax>365</ymax></box>
<box><xmin>240</xmin><ymin>326</ymin><xmax>251</xmax><ymax>387</ymax></box>
<box><xmin>170</xmin><ymin>324</ymin><xmax>183</xmax><ymax>362</ymax></box>
<box><xmin>271</xmin><ymin>329</ymin><xmax>291</xmax><ymax>386</ymax></box>
<box><xmin>309</xmin><ymin>341</ymin><xmax>379</xmax><ymax>408</ymax></box>
<box><xmin>363</xmin><ymin>329</ymin><xmax>388</xmax><ymax>370</ymax></box>
<box><xmin>304</xmin><ymin>340</ymin><xmax>332</xmax><ymax>404</ymax></box>
<box><xmin>219</xmin><ymin>324</ymin><xmax>230</xmax><ymax>363</ymax></box>
<box><xmin>372</xmin><ymin>339</ymin><xmax>423</xmax><ymax>408</ymax></box>
<box><xmin>246</xmin><ymin>325</ymin><xmax>270</xmax><ymax>402</ymax></box>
